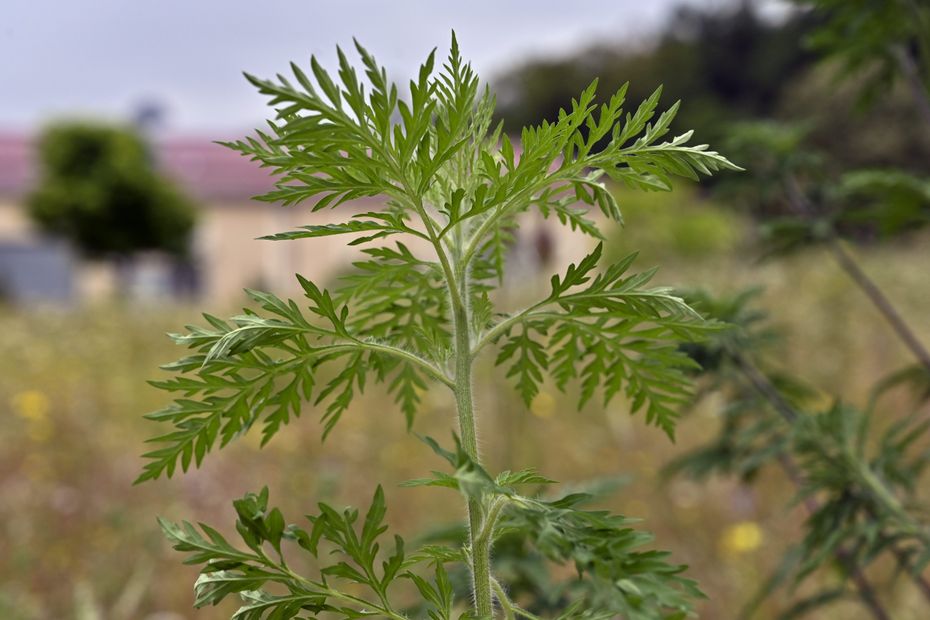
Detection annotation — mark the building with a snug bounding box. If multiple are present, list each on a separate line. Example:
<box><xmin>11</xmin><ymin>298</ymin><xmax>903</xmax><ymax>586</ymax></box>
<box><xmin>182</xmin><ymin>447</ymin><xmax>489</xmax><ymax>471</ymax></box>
<box><xmin>0</xmin><ymin>132</ymin><xmax>385</xmax><ymax>304</ymax></box>
<box><xmin>0</xmin><ymin>132</ymin><xmax>585</xmax><ymax>305</ymax></box>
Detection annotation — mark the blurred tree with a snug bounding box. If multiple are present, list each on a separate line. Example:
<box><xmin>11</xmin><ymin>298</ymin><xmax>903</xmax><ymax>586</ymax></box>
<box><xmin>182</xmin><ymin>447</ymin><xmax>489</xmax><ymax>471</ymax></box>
<box><xmin>493</xmin><ymin>0</ymin><xmax>930</xmax><ymax>175</ymax></box>
<box><xmin>794</xmin><ymin>0</ymin><xmax>930</xmax><ymax>123</ymax></box>
<box><xmin>494</xmin><ymin>1</ymin><xmax>817</xmax><ymax>146</ymax></box>
<box><xmin>777</xmin><ymin>63</ymin><xmax>930</xmax><ymax>176</ymax></box>
<box><xmin>27</xmin><ymin>122</ymin><xmax>195</xmax><ymax>257</ymax></box>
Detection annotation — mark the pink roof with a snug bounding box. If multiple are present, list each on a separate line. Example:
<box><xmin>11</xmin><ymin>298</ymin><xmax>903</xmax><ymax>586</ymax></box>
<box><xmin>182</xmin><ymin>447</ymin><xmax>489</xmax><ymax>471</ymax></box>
<box><xmin>0</xmin><ymin>134</ymin><xmax>35</xmax><ymax>198</ymax></box>
<box><xmin>156</xmin><ymin>137</ymin><xmax>277</xmax><ymax>201</ymax></box>
<box><xmin>0</xmin><ymin>133</ymin><xmax>276</xmax><ymax>201</ymax></box>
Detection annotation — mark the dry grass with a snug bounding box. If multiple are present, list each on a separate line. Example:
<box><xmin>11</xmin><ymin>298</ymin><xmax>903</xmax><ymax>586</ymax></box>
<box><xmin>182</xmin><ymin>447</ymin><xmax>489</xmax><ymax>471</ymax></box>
<box><xmin>2</xmin><ymin>194</ymin><xmax>928</xmax><ymax>619</ymax></box>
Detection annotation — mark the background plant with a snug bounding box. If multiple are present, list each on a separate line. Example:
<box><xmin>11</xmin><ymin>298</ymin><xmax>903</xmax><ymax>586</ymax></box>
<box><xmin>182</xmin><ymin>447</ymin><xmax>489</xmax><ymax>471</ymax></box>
<box><xmin>137</xmin><ymin>34</ymin><xmax>738</xmax><ymax>619</ymax></box>
<box><xmin>666</xmin><ymin>1</ymin><xmax>930</xmax><ymax>617</ymax></box>
<box><xmin>493</xmin><ymin>1</ymin><xmax>930</xmax><ymax>179</ymax></box>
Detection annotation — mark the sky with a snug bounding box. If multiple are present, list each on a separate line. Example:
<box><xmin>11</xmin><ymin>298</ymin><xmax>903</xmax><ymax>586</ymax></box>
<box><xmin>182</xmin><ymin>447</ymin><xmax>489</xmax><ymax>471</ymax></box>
<box><xmin>1</xmin><ymin>0</ymin><xmax>782</xmax><ymax>137</ymax></box>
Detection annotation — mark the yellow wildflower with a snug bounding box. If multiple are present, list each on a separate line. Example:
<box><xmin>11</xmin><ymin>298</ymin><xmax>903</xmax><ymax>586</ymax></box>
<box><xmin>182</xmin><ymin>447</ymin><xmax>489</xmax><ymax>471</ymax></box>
<box><xmin>720</xmin><ymin>521</ymin><xmax>764</xmax><ymax>555</ymax></box>
<box><xmin>531</xmin><ymin>391</ymin><xmax>556</xmax><ymax>418</ymax></box>
<box><xmin>12</xmin><ymin>390</ymin><xmax>50</xmax><ymax>421</ymax></box>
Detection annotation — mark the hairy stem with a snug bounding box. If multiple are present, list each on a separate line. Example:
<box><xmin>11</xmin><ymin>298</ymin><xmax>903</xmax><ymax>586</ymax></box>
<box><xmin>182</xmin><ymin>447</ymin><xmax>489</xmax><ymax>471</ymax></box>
<box><xmin>491</xmin><ymin>578</ymin><xmax>515</xmax><ymax>620</ymax></box>
<box><xmin>411</xmin><ymin>175</ymin><xmax>494</xmax><ymax>617</ymax></box>
<box><xmin>452</xmin><ymin>266</ymin><xmax>494</xmax><ymax>618</ymax></box>
<box><xmin>412</xmin><ymin>194</ymin><xmax>465</xmax><ymax>314</ymax></box>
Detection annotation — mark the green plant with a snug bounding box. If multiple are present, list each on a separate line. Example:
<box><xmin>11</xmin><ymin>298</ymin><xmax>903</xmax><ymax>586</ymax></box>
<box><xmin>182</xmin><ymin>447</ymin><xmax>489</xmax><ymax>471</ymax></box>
<box><xmin>138</xmin><ymin>35</ymin><xmax>737</xmax><ymax>619</ymax></box>
<box><xmin>664</xmin><ymin>2</ymin><xmax>930</xmax><ymax>617</ymax></box>
<box><xmin>795</xmin><ymin>0</ymin><xmax>930</xmax><ymax>121</ymax></box>
<box><xmin>670</xmin><ymin>289</ymin><xmax>930</xmax><ymax>619</ymax></box>
<box><xmin>28</xmin><ymin>122</ymin><xmax>195</xmax><ymax>257</ymax></box>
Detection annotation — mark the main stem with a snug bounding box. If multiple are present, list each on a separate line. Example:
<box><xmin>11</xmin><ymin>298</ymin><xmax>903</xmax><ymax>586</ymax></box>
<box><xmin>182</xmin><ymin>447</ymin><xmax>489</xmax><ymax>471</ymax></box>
<box><xmin>452</xmin><ymin>267</ymin><xmax>494</xmax><ymax>618</ymax></box>
<box><xmin>408</xmin><ymin>182</ymin><xmax>493</xmax><ymax>617</ymax></box>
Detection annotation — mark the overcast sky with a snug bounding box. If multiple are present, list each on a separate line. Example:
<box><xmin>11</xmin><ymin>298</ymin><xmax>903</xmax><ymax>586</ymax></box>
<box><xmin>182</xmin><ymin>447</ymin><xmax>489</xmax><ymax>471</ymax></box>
<box><xmin>1</xmin><ymin>0</ymin><xmax>779</xmax><ymax>137</ymax></box>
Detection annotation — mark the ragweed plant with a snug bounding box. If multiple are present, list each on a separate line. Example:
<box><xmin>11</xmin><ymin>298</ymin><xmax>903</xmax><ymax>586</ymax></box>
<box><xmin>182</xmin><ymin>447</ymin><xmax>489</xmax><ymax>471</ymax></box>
<box><xmin>663</xmin><ymin>5</ymin><xmax>930</xmax><ymax>611</ymax></box>
<box><xmin>671</xmin><ymin>290</ymin><xmax>930</xmax><ymax>619</ymax></box>
<box><xmin>138</xmin><ymin>35</ymin><xmax>738</xmax><ymax>619</ymax></box>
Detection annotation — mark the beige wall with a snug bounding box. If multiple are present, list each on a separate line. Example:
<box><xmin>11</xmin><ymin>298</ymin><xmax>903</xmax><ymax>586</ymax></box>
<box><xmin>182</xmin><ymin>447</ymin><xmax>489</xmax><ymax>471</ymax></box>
<box><xmin>1</xmin><ymin>195</ymin><xmax>595</xmax><ymax>305</ymax></box>
<box><xmin>0</xmin><ymin>199</ymin><xmax>34</xmax><ymax>240</ymax></box>
<box><xmin>196</xmin><ymin>199</ymin><xmax>389</xmax><ymax>304</ymax></box>
<box><xmin>0</xmin><ymin>196</ymin><xmax>378</xmax><ymax>303</ymax></box>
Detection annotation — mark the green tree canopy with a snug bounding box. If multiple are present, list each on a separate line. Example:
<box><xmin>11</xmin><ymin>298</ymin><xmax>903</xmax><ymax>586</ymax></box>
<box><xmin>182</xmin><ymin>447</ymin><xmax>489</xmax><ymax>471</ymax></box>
<box><xmin>494</xmin><ymin>2</ymin><xmax>817</xmax><ymax>147</ymax></box>
<box><xmin>493</xmin><ymin>1</ymin><xmax>930</xmax><ymax>176</ymax></box>
<box><xmin>28</xmin><ymin>122</ymin><xmax>196</xmax><ymax>257</ymax></box>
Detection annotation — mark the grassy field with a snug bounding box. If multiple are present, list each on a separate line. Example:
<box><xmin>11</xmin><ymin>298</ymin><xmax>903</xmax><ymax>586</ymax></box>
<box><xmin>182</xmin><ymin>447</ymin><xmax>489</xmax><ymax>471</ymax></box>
<box><xmin>2</xmin><ymin>192</ymin><xmax>929</xmax><ymax>619</ymax></box>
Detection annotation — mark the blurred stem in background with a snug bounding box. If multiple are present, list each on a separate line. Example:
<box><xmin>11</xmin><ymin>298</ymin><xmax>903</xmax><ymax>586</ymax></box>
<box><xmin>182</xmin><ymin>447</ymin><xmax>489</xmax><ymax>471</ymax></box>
<box><xmin>782</xmin><ymin>174</ymin><xmax>930</xmax><ymax>374</ymax></box>
<box><xmin>664</xmin><ymin>0</ymin><xmax>930</xmax><ymax>616</ymax></box>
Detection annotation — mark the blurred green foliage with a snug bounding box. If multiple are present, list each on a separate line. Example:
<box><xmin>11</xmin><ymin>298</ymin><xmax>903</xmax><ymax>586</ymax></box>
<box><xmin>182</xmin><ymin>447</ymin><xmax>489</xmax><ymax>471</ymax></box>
<box><xmin>494</xmin><ymin>1</ymin><xmax>930</xmax><ymax>177</ymax></box>
<box><xmin>798</xmin><ymin>0</ymin><xmax>930</xmax><ymax>106</ymax></box>
<box><xmin>27</xmin><ymin>122</ymin><xmax>196</xmax><ymax>257</ymax></box>
<box><xmin>655</xmin><ymin>1</ymin><xmax>930</xmax><ymax>616</ymax></box>
<box><xmin>603</xmin><ymin>186</ymin><xmax>744</xmax><ymax>264</ymax></box>
<box><xmin>496</xmin><ymin>3</ymin><xmax>813</xmax><ymax>144</ymax></box>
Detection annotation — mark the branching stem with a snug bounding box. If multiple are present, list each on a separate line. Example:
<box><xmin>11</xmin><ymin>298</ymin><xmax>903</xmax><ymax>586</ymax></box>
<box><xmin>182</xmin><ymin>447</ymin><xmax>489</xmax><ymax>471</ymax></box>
<box><xmin>472</xmin><ymin>302</ymin><xmax>549</xmax><ymax>358</ymax></box>
<box><xmin>491</xmin><ymin>578</ymin><xmax>515</xmax><ymax>620</ymax></box>
<box><xmin>354</xmin><ymin>340</ymin><xmax>455</xmax><ymax>388</ymax></box>
<box><xmin>258</xmin><ymin>549</ymin><xmax>410</xmax><ymax>620</ymax></box>
<box><xmin>459</xmin><ymin>163</ymin><xmax>587</xmax><ymax>270</ymax></box>
<box><xmin>824</xmin><ymin>237</ymin><xmax>930</xmax><ymax>373</ymax></box>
